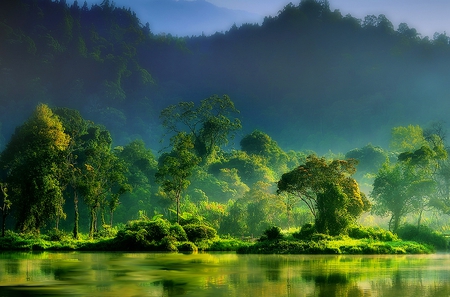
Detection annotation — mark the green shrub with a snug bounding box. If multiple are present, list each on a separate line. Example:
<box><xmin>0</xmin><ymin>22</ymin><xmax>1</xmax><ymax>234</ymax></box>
<box><xmin>207</xmin><ymin>238</ymin><xmax>251</xmax><ymax>251</ymax></box>
<box><xmin>348</xmin><ymin>225</ymin><xmax>397</xmax><ymax>241</ymax></box>
<box><xmin>261</xmin><ymin>226</ymin><xmax>283</xmax><ymax>241</ymax></box>
<box><xmin>397</xmin><ymin>224</ymin><xmax>448</xmax><ymax>250</ymax></box>
<box><xmin>159</xmin><ymin>236</ymin><xmax>178</xmax><ymax>252</ymax></box>
<box><xmin>177</xmin><ymin>241</ymin><xmax>198</xmax><ymax>252</ymax></box>
<box><xmin>169</xmin><ymin>224</ymin><xmax>188</xmax><ymax>241</ymax></box>
<box><xmin>45</xmin><ymin>229</ymin><xmax>67</xmax><ymax>241</ymax></box>
<box><xmin>95</xmin><ymin>225</ymin><xmax>119</xmax><ymax>239</ymax></box>
<box><xmin>183</xmin><ymin>224</ymin><xmax>217</xmax><ymax>242</ymax></box>
<box><xmin>292</xmin><ymin>223</ymin><xmax>316</xmax><ymax>240</ymax></box>
<box><xmin>126</xmin><ymin>218</ymin><xmax>171</xmax><ymax>241</ymax></box>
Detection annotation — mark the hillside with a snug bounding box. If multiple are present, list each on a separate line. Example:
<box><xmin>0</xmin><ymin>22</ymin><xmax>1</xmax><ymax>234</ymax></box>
<box><xmin>1</xmin><ymin>0</ymin><xmax>450</xmax><ymax>153</ymax></box>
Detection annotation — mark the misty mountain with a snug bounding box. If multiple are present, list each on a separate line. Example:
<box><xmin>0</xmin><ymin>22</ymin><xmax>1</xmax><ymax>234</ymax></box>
<box><xmin>2</xmin><ymin>0</ymin><xmax>450</xmax><ymax>155</ymax></box>
<box><xmin>117</xmin><ymin>0</ymin><xmax>263</xmax><ymax>36</ymax></box>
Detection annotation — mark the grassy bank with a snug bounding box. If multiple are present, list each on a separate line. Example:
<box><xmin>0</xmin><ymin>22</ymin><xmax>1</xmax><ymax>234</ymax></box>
<box><xmin>0</xmin><ymin>230</ymin><xmax>433</xmax><ymax>254</ymax></box>
<box><xmin>0</xmin><ymin>221</ymin><xmax>443</xmax><ymax>255</ymax></box>
<box><xmin>236</xmin><ymin>237</ymin><xmax>434</xmax><ymax>254</ymax></box>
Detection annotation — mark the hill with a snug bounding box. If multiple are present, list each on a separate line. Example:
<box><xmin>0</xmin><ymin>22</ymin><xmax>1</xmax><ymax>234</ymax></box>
<box><xmin>1</xmin><ymin>0</ymin><xmax>450</xmax><ymax>154</ymax></box>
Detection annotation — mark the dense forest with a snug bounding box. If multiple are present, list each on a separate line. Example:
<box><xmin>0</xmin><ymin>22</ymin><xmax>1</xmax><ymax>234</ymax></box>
<box><xmin>2</xmin><ymin>0</ymin><xmax>450</xmax><ymax>243</ymax></box>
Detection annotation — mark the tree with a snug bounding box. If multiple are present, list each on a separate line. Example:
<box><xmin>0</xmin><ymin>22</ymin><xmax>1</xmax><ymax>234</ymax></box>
<box><xmin>155</xmin><ymin>132</ymin><xmax>201</xmax><ymax>224</ymax></box>
<box><xmin>0</xmin><ymin>104</ymin><xmax>70</xmax><ymax>233</ymax></box>
<box><xmin>244</xmin><ymin>181</ymin><xmax>284</xmax><ymax>236</ymax></box>
<box><xmin>115</xmin><ymin>139</ymin><xmax>158</xmax><ymax>222</ymax></box>
<box><xmin>0</xmin><ymin>182</ymin><xmax>11</xmax><ymax>237</ymax></box>
<box><xmin>160</xmin><ymin>95</ymin><xmax>241</xmax><ymax>161</ymax></box>
<box><xmin>316</xmin><ymin>183</ymin><xmax>352</xmax><ymax>236</ymax></box>
<box><xmin>277</xmin><ymin>155</ymin><xmax>369</xmax><ymax>234</ymax></box>
<box><xmin>392</xmin><ymin>124</ymin><xmax>447</xmax><ymax>229</ymax></box>
<box><xmin>78</xmin><ymin>125</ymin><xmax>129</xmax><ymax>238</ymax></box>
<box><xmin>371</xmin><ymin>161</ymin><xmax>417</xmax><ymax>233</ymax></box>
<box><xmin>240</xmin><ymin>130</ymin><xmax>289</xmax><ymax>175</ymax></box>
<box><xmin>53</xmin><ymin>107</ymin><xmax>88</xmax><ymax>239</ymax></box>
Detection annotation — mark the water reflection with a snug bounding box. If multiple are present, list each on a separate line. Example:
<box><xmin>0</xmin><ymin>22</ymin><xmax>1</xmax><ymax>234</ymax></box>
<box><xmin>0</xmin><ymin>252</ymin><xmax>450</xmax><ymax>296</ymax></box>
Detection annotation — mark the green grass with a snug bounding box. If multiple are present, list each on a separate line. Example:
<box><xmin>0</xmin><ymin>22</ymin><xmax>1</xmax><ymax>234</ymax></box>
<box><xmin>0</xmin><ymin>229</ymin><xmax>435</xmax><ymax>254</ymax></box>
<box><xmin>236</xmin><ymin>236</ymin><xmax>434</xmax><ymax>255</ymax></box>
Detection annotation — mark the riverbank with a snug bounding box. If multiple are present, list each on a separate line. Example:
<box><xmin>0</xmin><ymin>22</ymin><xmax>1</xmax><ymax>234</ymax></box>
<box><xmin>236</xmin><ymin>237</ymin><xmax>434</xmax><ymax>254</ymax></box>
<box><xmin>0</xmin><ymin>231</ymin><xmax>434</xmax><ymax>254</ymax></box>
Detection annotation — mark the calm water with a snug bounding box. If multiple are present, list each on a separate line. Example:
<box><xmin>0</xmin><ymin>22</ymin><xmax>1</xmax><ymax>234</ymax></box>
<box><xmin>0</xmin><ymin>252</ymin><xmax>449</xmax><ymax>297</ymax></box>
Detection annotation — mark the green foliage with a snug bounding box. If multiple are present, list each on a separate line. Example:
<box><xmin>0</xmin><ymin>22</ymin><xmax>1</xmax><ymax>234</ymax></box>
<box><xmin>156</xmin><ymin>132</ymin><xmax>201</xmax><ymax>224</ymax></box>
<box><xmin>206</xmin><ymin>237</ymin><xmax>252</xmax><ymax>251</ymax></box>
<box><xmin>260</xmin><ymin>226</ymin><xmax>284</xmax><ymax>241</ymax></box>
<box><xmin>292</xmin><ymin>223</ymin><xmax>316</xmax><ymax>240</ymax></box>
<box><xmin>0</xmin><ymin>104</ymin><xmax>70</xmax><ymax>232</ymax></box>
<box><xmin>177</xmin><ymin>241</ymin><xmax>198</xmax><ymax>252</ymax></box>
<box><xmin>183</xmin><ymin>223</ymin><xmax>217</xmax><ymax>242</ymax></box>
<box><xmin>316</xmin><ymin>183</ymin><xmax>352</xmax><ymax>235</ymax></box>
<box><xmin>160</xmin><ymin>94</ymin><xmax>241</xmax><ymax>161</ymax></box>
<box><xmin>238</xmin><ymin>235</ymin><xmax>433</xmax><ymax>255</ymax></box>
<box><xmin>348</xmin><ymin>225</ymin><xmax>397</xmax><ymax>241</ymax></box>
<box><xmin>169</xmin><ymin>223</ymin><xmax>188</xmax><ymax>241</ymax></box>
<box><xmin>278</xmin><ymin>155</ymin><xmax>368</xmax><ymax>235</ymax></box>
<box><xmin>397</xmin><ymin>224</ymin><xmax>448</xmax><ymax>250</ymax></box>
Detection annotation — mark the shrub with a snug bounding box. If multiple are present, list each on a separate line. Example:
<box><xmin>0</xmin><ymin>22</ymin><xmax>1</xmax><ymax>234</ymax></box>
<box><xmin>46</xmin><ymin>229</ymin><xmax>66</xmax><ymax>241</ymax></box>
<box><xmin>126</xmin><ymin>218</ymin><xmax>171</xmax><ymax>241</ymax></box>
<box><xmin>177</xmin><ymin>241</ymin><xmax>198</xmax><ymax>252</ymax></box>
<box><xmin>170</xmin><ymin>223</ymin><xmax>188</xmax><ymax>241</ymax></box>
<box><xmin>292</xmin><ymin>223</ymin><xmax>316</xmax><ymax>240</ymax></box>
<box><xmin>261</xmin><ymin>226</ymin><xmax>283</xmax><ymax>241</ymax></box>
<box><xmin>183</xmin><ymin>224</ymin><xmax>217</xmax><ymax>242</ymax></box>
<box><xmin>397</xmin><ymin>224</ymin><xmax>448</xmax><ymax>250</ymax></box>
<box><xmin>159</xmin><ymin>236</ymin><xmax>178</xmax><ymax>252</ymax></box>
<box><xmin>348</xmin><ymin>225</ymin><xmax>397</xmax><ymax>241</ymax></box>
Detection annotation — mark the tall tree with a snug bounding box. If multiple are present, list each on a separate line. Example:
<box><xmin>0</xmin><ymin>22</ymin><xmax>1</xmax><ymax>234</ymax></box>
<box><xmin>78</xmin><ymin>125</ymin><xmax>129</xmax><ymax>238</ymax></box>
<box><xmin>156</xmin><ymin>132</ymin><xmax>201</xmax><ymax>224</ymax></box>
<box><xmin>277</xmin><ymin>155</ymin><xmax>370</xmax><ymax>234</ymax></box>
<box><xmin>53</xmin><ymin>107</ymin><xmax>88</xmax><ymax>239</ymax></box>
<box><xmin>0</xmin><ymin>104</ymin><xmax>70</xmax><ymax>233</ymax></box>
<box><xmin>371</xmin><ymin>161</ymin><xmax>417</xmax><ymax>232</ymax></box>
<box><xmin>0</xmin><ymin>182</ymin><xmax>11</xmax><ymax>237</ymax></box>
<box><xmin>160</xmin><ymin>95</ymin><xmax>241</xmax><ymax>162</ymax></box>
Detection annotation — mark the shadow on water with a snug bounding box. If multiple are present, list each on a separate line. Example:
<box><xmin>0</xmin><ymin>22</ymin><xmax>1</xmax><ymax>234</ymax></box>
<box><xmin>1</xmin><ymin>253</ymin><xmax>450</xmax><ymax>296</ymax></box>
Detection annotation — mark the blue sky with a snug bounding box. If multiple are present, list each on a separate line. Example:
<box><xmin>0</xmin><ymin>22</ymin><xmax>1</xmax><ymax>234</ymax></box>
<box><xmin>81</xmin><ymin>0</ymin><xmax>450</xmax><ymax>37</ymax></box>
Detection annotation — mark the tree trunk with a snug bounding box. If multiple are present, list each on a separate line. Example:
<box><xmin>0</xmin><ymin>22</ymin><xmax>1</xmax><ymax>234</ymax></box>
<box><xmin>1</xmin><ymin>213</ymin><xmax>6</xmax><ymax>237</ymax></box>
<box><xmin>110</xmin><ymin>210</ymin><xmax>113</xmax><ymax>227</ymax></box>
<box><xmin>176</xmin><ymin>193</ymin><xmax>180</xmax><ymax>224</ymax></box>
<box><xmin>417</xmin><ymin>209</ymin><xmax>423</xmax><ymax>232</ymax></box>
<box><xmin>89</xmin><ymin>208</ymin><xmax>96</xmax><ymax>239</ymax></box>
<box><xmin>73</xmin><ymin>191</ymin><xmax>79</xmax><ymax>239</ymax></box>
<box><xmin>390</xmin><ymin>213</ymin><xmax>400</xmax><ymax>233</ymax></box>
<box><xmin>175</xmin><ymin>191</ymin><xmax>181</xmax><ymax>224</ymax></box>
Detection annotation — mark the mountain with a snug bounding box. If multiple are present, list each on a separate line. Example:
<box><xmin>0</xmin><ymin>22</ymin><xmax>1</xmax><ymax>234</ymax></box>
<box><xmin>2</xmin><ymin>0</ymin><xmax>450</xmax><ymax>154</ymax></box>
<box><xmin>115</xmin><ymin>0</ymin><xmax>263</xmax><ymax>36</ymax></box>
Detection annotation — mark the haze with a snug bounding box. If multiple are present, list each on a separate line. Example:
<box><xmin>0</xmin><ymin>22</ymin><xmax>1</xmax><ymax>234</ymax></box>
<box><xmin>77</xmin><ymin>0</ymin><xmax>450</xmax><ymax>37</ymax></box>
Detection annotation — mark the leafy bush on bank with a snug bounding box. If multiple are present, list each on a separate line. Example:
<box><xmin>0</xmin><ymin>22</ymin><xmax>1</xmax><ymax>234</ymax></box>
<box><xmin>397</xmin><ymin>224</ymin><xmax>448</xmax><ymax>251</ymax></box>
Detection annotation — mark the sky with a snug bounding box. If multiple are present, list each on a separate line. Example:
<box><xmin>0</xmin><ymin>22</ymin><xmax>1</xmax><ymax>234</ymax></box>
<box><xmin>81</xmin><ymin>0</ymin><xmax>450</xmax><ymax>38</ymax></box>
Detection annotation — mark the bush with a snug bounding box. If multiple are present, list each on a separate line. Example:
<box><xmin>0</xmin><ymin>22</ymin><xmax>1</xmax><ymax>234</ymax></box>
<box><xmin>177</xmin><ymin>241</ymin><xmax>198</xmax><ymax>252</ymax></box>
<box><xmin>292</xmin><ymin>223</ymin><xmax>316</xmax><ymax>240</ymax></box>
<box><xmin>261</xmin><ymin>226</ymin><xmax>283</xmax><ymax>241</ymax></box>
<box><xmin>183</xmin><ymin>224</ymin><xmax>217</xmax><ymax>242</ymax></box>
<box><xmin>126</xmin><ymin>218</ymin><xmax>171</xmax><ymax>241</ymax></box>
<box><xmin>170</xmin><ymin>224</ymin><xmax>188</xmax><ymax>241</ymax></box>
<box><xmin>46</xmin><ymin>229</ymin><xmax>67</xmax><ymax>241</ymax></box>
<box><xmin>348</xmin><ymin>225</ymin><xmax>397</xmax><ymax>241</ymax></box>
<box><xmin>397</xmin><ymin>224</ymin><xmax>448</xmax><ymax>250</ymax></box>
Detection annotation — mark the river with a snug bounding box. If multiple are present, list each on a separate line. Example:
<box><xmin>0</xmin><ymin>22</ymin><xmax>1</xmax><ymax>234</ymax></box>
<box><xmin>0</xmin><ymin>252</ymin><xmax>449</xmax><ymax>296</ymax></box>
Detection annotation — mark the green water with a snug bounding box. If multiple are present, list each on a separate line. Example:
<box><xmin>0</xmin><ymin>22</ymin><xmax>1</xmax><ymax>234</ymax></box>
<box><xmin>0</xmin><ymin>252</ymin><xmax>449</xmax><ymax>296</ymax></box>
